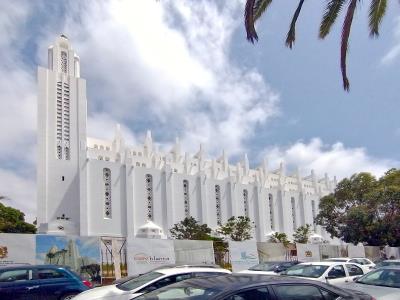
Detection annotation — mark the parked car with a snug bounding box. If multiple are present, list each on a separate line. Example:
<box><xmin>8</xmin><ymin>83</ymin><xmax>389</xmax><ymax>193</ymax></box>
<box><xmin>280</xmin><ymin>261</ymin><xmax>365</xmax><ymax>285</ymax></box>
<box><xmin>338</xmin><ymin>266</ymin><xmax>400</xmax><ymax>300</ymax></box>
<box><xmin>324</xmin><ymin>257</ymin><xmax>376</xmax><ymax>273</ymax></box>
<box><xmin>73</xmin><ymin>266</ymin><xmax>231</xmax><ymax>300</ymax></box>
<box><xmin>113</xmin><ymin>264</ymin><xmax>223</xmax><ymax>285</ymax></box>
<box><xmin>374</xmin><ymin>259</ymin><xmax>400</xmax><ymax>269</ymax></box>
<box><xmin>0</xmin><ymin>264</ymin><xmax>91</xmax><ymax>300</ymax></box>
<box><xmin>133</xmin><ymin>274</ymin><xmax>373</xmax><ymax>300</ymax></box>
<box><xmin>238</xmin><ymin>261</ymin><xmax>301</xmax><ymax>275</ymax></box>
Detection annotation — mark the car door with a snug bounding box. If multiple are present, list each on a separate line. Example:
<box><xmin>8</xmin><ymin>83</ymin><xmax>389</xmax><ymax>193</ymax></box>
<box><xmin>345</xmin><ymin>264</ymin><xmax>364</xmax><ymax>281</ymax></box>
<box><xmin>35</xmin><ymin>267</ymin><xmax>75</xmax><ymax>300</ymax></box>
<box><xmin>0</xmin><ymin>268</ymin><xmax>41</xmax><ymax>300</ymax></box>
<box><xmin>325</xmin><ymin>264</ymin><xmax>348</xmax><ymax>285</ymax></box>
<box><xmin>272</xmin><ymin>284</ymin><xmax>340</xmax><ymax>300</ymax></box>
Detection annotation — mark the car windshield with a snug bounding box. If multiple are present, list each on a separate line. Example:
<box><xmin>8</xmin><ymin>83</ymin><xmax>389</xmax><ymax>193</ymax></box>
<box><xmin>357</xmin><ymin>269</ymin><xmax>400</xmax><ymax>288</ymax></box>
<box><xmin>134</xmin><ymin>285</ymin><xmax>221</xmax><ymax>300</ymax></box>
<box><xmin>249</xmin><ymin>262</ymin><xmax>280</xmax><ymax>271</ymax></box>
<box><xmin>325</xmin><ymin>259</ymin><xmax>347</xmax><ymax>262</ymax></box>
<box><xmin>117</xmin><ymin>272</ymin><xmax>164</xmax><ymax>291</ymax></box>
<box><xmin>281</xmin><ymin>264</ymin><xmax>329</xmax><ymax>278</ymax></box>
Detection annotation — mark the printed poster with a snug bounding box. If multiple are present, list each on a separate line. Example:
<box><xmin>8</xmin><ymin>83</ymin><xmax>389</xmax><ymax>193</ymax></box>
<box><xmin>36</xmin><ymin>235</ymin><xmax>101</xmax><ymax>285</ymax></box>
<box><xmin>257</xmin><ymin>242</ymin><xmax>288</xmax><ymax>262</ymax></box>
<box><xmin>229</xmin><ymin>241</ymin><xmax>259</xmax><ymax>272</ymax></box>
<box><xmin>100</xmin><ymin>237</ymin><xmax>128</xmax><ymax>284</ymax></box>
<box><xmin>173</xmin><ymin>240</ymin><xmax>215</xmax><ymax>265</ymax></box>
<box><xmin>127</xmin><ymin>238</ymin><xmax>175</xmax><ymax>275</ymax></box>
<box><xmin>347</xmin><ymin>244</ymin><xmax>365</xmax><ymax>258</ymax></box>
<box><xmin>0</xmin><ymin>233</ymin><xmax>36</xmax><ymax>266</ymax></box>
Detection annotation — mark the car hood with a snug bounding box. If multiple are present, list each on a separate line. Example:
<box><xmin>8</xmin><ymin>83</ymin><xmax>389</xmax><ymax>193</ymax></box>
<box><xmin>338</xmin><ymin>282</ymin><xmax>400</xmax><ymax>300</ymax></box>
<box><xmin>73</xmin><ymin>284</ymin><xmax>129</xmax><ymax>300</ymax></box>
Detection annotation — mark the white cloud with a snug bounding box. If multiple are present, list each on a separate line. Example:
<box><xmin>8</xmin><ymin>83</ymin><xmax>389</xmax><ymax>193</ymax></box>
<box><xmin>262</xmin><ymin>138</ymin><xmax>398</xmax><ymax>180</ymax></box>
<box><xmin>381</xmin><ymin>17</ymin><xmax>400</xmax><ymax>64</ymax></box>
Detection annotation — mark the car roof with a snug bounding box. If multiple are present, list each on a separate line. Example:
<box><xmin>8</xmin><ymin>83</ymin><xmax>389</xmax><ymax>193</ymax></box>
<box><xmin>377</xmin><ymin>265</ymin><xmax>400</xmax><ymax>270</ymax></box>
<box><xmin>0</xmin><ymin>264</ymin><xmax>69</xmax><ymax>271</ymax></box>
<box><xmin>156</xmin><ymin>266</ymin><xmax>230</xmax><ymax>275</ymax></box>
<box><xmin>381</xmin><ymin>259</ymin><xmax>400</xmax><ymax>263</ymax></box>
<box><xmin>166</xmin><ymin>274</ymin><xmax>350</xmax><ymax>296</ymax></box>
<box><xmin>298</xmin><ymin>261</ymin><xmax>343</xmax><ymax>266</ymax></box>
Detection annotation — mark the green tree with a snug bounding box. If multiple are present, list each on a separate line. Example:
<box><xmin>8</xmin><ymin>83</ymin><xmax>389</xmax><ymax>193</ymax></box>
<box><xmin>170</xmin><ymin>216</ymin><xmax>212</xmax><ymax>240</ymax></box>
<box><xmin>270</xmin><ymin>232</ymin><xmax>290</xmax><ymax>248</ymax></box>
<box><xmin>293</xmin><ymin>224</ymin><xmax>312</xmax><ymax>244</ymax></box>
<box><xmin>216</xmin><ymin>216</ymin><xmax>253</xmax><ymax>241</ymax></box>
<box><xmin>245</xmin><ymin>0</ymin><xmax>393</xmax><ymax>91</ymax></box>
<box><xmin>316</xmin><ymin>169</ymin><xmax>400</xmax><ymax>246</ymax></box>
<box><xmin>0</xmin><ymin>202</ymin><xmax>36</xmax><ymax>233</ymax></box>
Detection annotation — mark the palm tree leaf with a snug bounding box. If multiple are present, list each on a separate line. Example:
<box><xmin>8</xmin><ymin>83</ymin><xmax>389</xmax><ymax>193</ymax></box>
<box><xmin>245</xmin><ymin>0</ymin><xmax>258</xmax><ymax>43</ymax></box>
<box><xmin>285</xmin><ymin>0</ymin><xmax>305</xmax><ymax>49</ymax></box>
<box><xmin>369</xmin><ymin>0</ymin><xmax>387</xmax><ymax>37</ymax></box>
<box><xmin>254</xmin><ymin>0</ymin><xmax>273</xmax><ymax>22</ymax></box>
<box><xmin>320</xmin><ymin>0</ymin><xmax>347</xmax><ymax>39</ymax></box>
<box><xmin>341</xmin><ymin>0</ymin><xmax>358</xmax><ymax>91</ymax></box>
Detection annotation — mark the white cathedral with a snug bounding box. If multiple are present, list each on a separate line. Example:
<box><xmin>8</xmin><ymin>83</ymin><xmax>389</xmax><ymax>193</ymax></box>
<box><xmin>37</xmin><ymin>35</ymin><xmax>336</xmax><ymax>242</ymax></box>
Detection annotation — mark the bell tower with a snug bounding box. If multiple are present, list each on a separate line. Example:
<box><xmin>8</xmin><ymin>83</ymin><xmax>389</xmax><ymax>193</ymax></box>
<box><xmin>37</xmin><ymin>35</ymin><xmax>87</xmax><ymax>235</ymax></box>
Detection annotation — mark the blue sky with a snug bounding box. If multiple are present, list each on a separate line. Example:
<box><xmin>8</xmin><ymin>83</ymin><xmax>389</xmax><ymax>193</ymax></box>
<box><xmin>0</xmin><ymin>0</ymin><xmax>399</xmax><ymax>221</ymax></box>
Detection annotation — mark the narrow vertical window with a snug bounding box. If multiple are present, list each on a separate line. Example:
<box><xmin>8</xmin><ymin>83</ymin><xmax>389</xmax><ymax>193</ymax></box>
<box><xmin>311</xmin><ymin>200</ymin><xmax>317</xmax><ymax>231</ymax></box>
<box><xmin>145</xmin><ymin>174</ymin><xmax>153</xmax><ymax>220</ymax></box>
<box><xmin>268</xmin><ymin>194</ymin><xmax>274</xmax><ymax>231</ymax></box>
<box><xmin>243</xmin><ymin>189</ymin><xmax>249</xmax><ymax>218</ymax></box>
<box><xmin>63</xmin><ymin>83</ymin><xmax>70</xmax><ymax>160</ymax></box>
<box><xmin>56</xmin><ymin>81</ymin><xmax>63</xmax><ymax>159</ymax></box>
<box><xmin>103</xmin><ymin>168</ymin><xmax>112</xmax><ymax>218</ymax></box>
<box><xmin>61</xmin><ymin>51</ymin><xmax>68</xmax><ymax>73</ymax></box>
<box><xmin>291</xmin><ymin>197</ymin><xmax>297</xmax><ymax>230</ymax></box>
<box><xmin>183</xmin><ymin>180</ymin><xmax>190</xmax><ymax>218</ymax></box>
<box><xmin>215</xmin><ymin>185</ymin><xmax>221</xmax><ymax>225</ymax></box>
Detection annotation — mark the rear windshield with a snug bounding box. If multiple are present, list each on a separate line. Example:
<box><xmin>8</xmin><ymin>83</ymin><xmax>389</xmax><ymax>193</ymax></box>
<box><xmin>281</xmin><ymin>265</ymin><xmax>329</xmax><ymax>278</ymax></box>
<box><xmin>117</xmin><ymin>272</ymin><xmax>163</xmax><ymax>291</ymax></box>
<box><xmin>249</xmin><ymin>262</ymin><xmax>280</xmax><ymax>271</ymax></box>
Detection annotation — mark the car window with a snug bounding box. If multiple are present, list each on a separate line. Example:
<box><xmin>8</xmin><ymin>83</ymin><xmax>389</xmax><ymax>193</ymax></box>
<box><xmin>282</xmin><ymin>265</ymin><xmax>329</xmax><ymax>278</ymax></box>
<box><xmin>224</xmin><ymin>287</ymin><xmax>270</xmax><ymax>300</ymax></box>
<box><xmin>134</xmin><ymin>286</ymin><xmax>221</xmax><ymax>300</ymax></box>
<box><xmin>357</xmin><ymin>269</ymin><xmax>400</xmax><ymax>288</ymax></box>
<box><xmin>320</xmin><ymin>289</ymin><xmax>341</xmax><ymax>300</ymax></box>
<box><xmin>0</xmin><ymin>269</ymin><xmax>30</xmax><ymax>282</ymax></box>
<box><xmin>193</xmin><ymin>272</ymin><xmax>225</xmax><ymax>278</ymax></box>
<box><xmin>37</xmin><ymin>269</ymin><xmax>67</xmax><ymax>279</ymax></box>
<box><xmin>117</xmin><ymin>271</ymin><xmax>163</xmax><ymax>291</ymax></box>
<box><xmin>345</xmin><ymin>264</ymin><xmax>363</xmax><ymax>276</ymax></box>
<box><xmin>328</xmin><ymin>265</ymin><xmax>346</xmax><ymax>278</ymax></box>
<box><xmin>139</xmin><ymin>273</ymin><xmax>192</xmax><ymax>293</ymax></box>
<box><xmin>273</xmin><ymin>285</ymin><xmax>323</xmax><ymax>300</ymax></box>
<box><xmin>348</xmin><ymin>259</ymin><xmax>358</xmax><ymax>264</ymax></box>
<box><xmin>361</xmin><ymin>259</ymin><xmax>371</xmax><ymax>265</ymax></box>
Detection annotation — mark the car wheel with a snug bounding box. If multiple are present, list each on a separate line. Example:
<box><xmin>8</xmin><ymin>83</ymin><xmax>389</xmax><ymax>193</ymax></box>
<box><xmin>60</xmin><ymin>294</ymin><xmax>77</xmax><ymax>300</ymax></box>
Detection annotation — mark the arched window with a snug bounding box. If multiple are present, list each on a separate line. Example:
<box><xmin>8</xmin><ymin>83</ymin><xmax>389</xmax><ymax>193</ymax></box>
<box><xmin>145</xmin><ymin>174</ymin><xmax>153</xmax><ymax>220</ymax></box>
<box><xmin>291</xmin><ymin>197</ymin><xmax>297</xmax><ymax>230</ymax></box>
<box><xmin>103</xmin><ymin>168</ymin><xmax>112</xmax><ymax>218</ymax></box>
<box><xmin>311</xmin><ymin>200</ymin><xmax>317</xmax><ymax>231</ymax></box>
<box><xmin>215</xmin><ymin>185</ymin><xmax>222</xmax><ymax>225</ymax></box>
<box><xmin>60</xmin><ymin>51</ymin><xmax>68</xmax><ymax>73</ymax></box>
<box><xmin>268</xmin><ymin>193</ymin><xmax>274</xmax><ymax>231</ymax></box>
<box><xmin>243</xmin><ymin>189</ymin><xmax>249</xmax><ymax>218</ymax></box>
<box><xmin>183</xmin><ymin>180</ymin><xmax>190</xmax><ymax>218</ymax></box>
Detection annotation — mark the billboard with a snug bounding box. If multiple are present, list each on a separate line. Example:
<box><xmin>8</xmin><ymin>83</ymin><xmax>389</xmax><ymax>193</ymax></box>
<box><xmin>0</xmin><ymin>234</ymin><xmax>36</xmax><ymax>266</ymax></box>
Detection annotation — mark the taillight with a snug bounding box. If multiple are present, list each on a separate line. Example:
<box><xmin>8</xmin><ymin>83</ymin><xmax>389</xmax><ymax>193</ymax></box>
<box><xmin>82</xmin><ymin>280</ymin><xmax>92</xmax><ymax>288</ymax></box>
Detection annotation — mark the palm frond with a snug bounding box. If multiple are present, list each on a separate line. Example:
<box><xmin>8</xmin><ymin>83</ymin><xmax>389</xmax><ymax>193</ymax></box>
<box><xmin>285</xmin><ymin>0</ymin><xmax>305</xmax><ymax>49</ymax></box>
<box><xmin>254</xmin><ymin>0</ymin><xmax>273</xmax><ymax>22</ymax></box>
<box><xmin>341</xmin><ymin>0</ymin><xmax>358</xmax><ymax>91</ymax></box>
<box><xmin>245</xmin><ymin>0</ymin><xmax>258</xmax><ymax>43</ymax></box>
<box><xmin>369</xmin><ymin>0</ymin><xmax>387</xmax><ymax>37</ymax></box>
<box><xmin>320</xmin><ymin>0</ymin><xmax>347</xmax><ymax>39</ymax></box>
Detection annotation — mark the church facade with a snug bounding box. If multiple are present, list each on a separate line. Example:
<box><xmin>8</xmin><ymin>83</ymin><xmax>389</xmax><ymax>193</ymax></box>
<box><xmin>37</xmin><ymin>36</ymin><xmax>336</xmax><ymax>242</ymax></box>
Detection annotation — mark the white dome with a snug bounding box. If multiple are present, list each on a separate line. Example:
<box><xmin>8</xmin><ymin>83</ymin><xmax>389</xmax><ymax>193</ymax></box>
<box><xmin>309</xmin><ymin>233</ymin><xmax>324</xmax><ymax>244</ymax></box>
<box><xmin>265</xmin><ymin>231</ymin><xmax>277</xmax><ymax>238</ymax></box>
<box><xmin>136</xmin><ymin>220</ymin><xmax>166</xmax><ymax>239</ymax></box>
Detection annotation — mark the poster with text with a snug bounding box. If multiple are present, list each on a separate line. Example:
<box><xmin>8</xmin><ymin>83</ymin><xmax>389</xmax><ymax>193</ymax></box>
<box><xmin>174</xmin><ymin>240</ymin><xmax>215</xmax><ymax>265</ymax></box>
<box><xmin>127</xmin><ymin>238</ymin><xmax>175</xmax><ymax>275</ymax></box>
<box><xmin>385</xmin><ymin>246</ymin><xmax>400</xmax><ymax>259</ymax></box>
<box><xmin>229</xmin><ymin>241</ymin><xmax>259</xmax><ymax>272</ymax></box>
<box><xmin>36</xmin><ymin>235</ymin><xmax>101</xmax><ymax>285</ymax></box>
<box><xmin>297</xmin><ymin>244</ymin><xmax>320</xmax><ymax>262</ymax></box>
<box><xmin>257</xmin><ymin>243</ymin><xmax>288</xmax><ymax>262</ymax></box>
<box><xmin>0</xmin><ymin>234</ymin><xmax>36</xmax><ymax>266</ymax></box>
<box><xmin>100</xmin><ymin>237</ymin><xmax>128</xmax><ymax>284</ymax></box>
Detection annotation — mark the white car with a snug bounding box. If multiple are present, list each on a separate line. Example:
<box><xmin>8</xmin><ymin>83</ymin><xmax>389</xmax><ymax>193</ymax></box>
<box><xmin>280</xmin><ymin>261</ymin><xmax>365</xmax><ymax>285</ymax></box>
<box><xmin>324</xmin><ymin>257</ymin><xmax>376</xmax><ymax>273</ymax></box>
<box><xmin>238</xmin><ymin>261</ymin><xmax>300</xmax><ymax>275</ymax></box>
<box><xmin>73</xmin><ymin>266</ymin><xmax>230</xmax><ymax>300</ymax></box>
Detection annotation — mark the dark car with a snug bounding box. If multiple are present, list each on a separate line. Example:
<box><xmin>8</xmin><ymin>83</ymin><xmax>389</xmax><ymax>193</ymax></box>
<box><xmin>239</xmin><ymin>261</ymin><xmax>301</xmax><ymax>275</ymax></box>
<box><xmin>0</xmin><ymin>264</ymin><xmax>91</xmax><ymax>300</ymax></box>
<box><xmin>133</xmin><ymin>274</ymin><xmax>373</xmax><ymax>300</ymax></box>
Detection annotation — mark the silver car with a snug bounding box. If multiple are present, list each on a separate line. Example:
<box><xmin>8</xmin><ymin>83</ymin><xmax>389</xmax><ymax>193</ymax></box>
<box><xmin>338</xmin><ymin>266</ymin><xmax>400</xmax><ymax>300</ymax></box>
